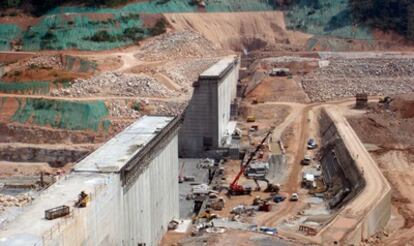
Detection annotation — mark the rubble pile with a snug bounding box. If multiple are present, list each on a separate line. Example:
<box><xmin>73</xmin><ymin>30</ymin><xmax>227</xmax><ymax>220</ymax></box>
<box><xmin>302</xmin><ymin>58</ymin><xmax>414</xmax><ymax>101</ymax></box>
<box><xmin>0</xmin><ymin>193</ymin><xmax>33</xmax><ymax>209</ymax></box>
<box><xmin>51</xmin><ymin>72</ymin><xmax>177</xmax><ymax>98</ymax></box>
<box><xmin>148</xmin><ymin>100</ymin><xmax>187</xmax><ymax>116</ymax></box>
<box><xmin>261</xmin><ymin>56</ymin><xmax>319</xmax><ymax>64</ymax></box>
<box><xmin>25</xmin><ymin>55</ymin><xmax>63</xmax><ymax>70</ymax></box>
<box><xmin>107</xmin><ymin>101</ymin><xmax>141</xmax><ymax>118</ymax></box>
<box><xmin>158</xmin><ymin>58</ymin><xmax>220</xmax><ymax>90</ymax></box>
<box><xmin>135</xmin><ymin>31</ymin><xmax>219</xmax><ymax>61</ymax></box>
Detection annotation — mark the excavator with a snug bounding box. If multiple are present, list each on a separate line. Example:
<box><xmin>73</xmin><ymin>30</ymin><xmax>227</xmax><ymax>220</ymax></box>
<box><xmin>228</xmin><ymin>127</ymin><xmax>278</xmax><ymax>196</ymax></box>
<box><xmin>74</xmin><ymin>191</ymin><xmax>89</xmax><ymax>208</ymax></box>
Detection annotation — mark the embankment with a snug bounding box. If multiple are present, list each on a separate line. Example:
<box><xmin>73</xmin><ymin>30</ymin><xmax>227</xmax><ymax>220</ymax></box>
<box><xmin>164</xmin><ymin>12</ymin><xmax>311</xmax><ymax>51</ymax></box>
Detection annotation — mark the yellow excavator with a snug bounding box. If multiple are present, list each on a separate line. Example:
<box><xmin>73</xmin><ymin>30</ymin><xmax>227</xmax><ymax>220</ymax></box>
<box><xmin>192</xmin><ymin>209</ymin><xmax>217</xmax><ymax>223</ymax></box>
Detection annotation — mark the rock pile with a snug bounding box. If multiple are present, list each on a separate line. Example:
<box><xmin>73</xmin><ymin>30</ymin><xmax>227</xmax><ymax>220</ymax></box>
<box><xmin>107</xmin><ymin>100</ymin><xmax>141</xmax><ymax>118</ymax></box>
<box><xmin>26</xmin><ymin>55</ymin><xmax>63</xmax><ymax>70</ymax></box>
<box><xmin>150</xmin><ymin>101</ymin><xmax>187</xmax><ymax>116</ymax></box>
<box><xmin>302</xmin><ymin>58</ymin><xmax>414</xmax><ymax>101</ymax></box>
<box><xmin>51</xmin><ymin>72</ymin><xmax>176</xmax><ymax>98</ymax></box>
<box><xmin>0</xmin><ymin>193</ymin><xmax>33</xmax><ymax>209</ymax></box>
<box><xmin>158</xmin><ymin>57</ymin><xmax>219</xmax><ymax>90</ymax></box>
<box><xmin>135</xmin><ymin>31</ymin><xmax>219</xmax><ymax>61</ymax></box>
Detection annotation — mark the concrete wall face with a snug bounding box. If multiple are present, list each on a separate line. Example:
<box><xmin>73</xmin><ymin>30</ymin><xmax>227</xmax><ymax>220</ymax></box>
<box><xmin>45</xmin><ymin>174</ymin><xmax>124</xmax><ymax>246</ymax></box>
<box><xmin>122</xmin><ymin>135</ymin><xmax>179</xmax><ymax>245</ymax></box>
<box><xmin>319</xmin><ymin>109</ymin><xmax>391</xmax><ymax>244</ymax></box>
<box><xmin>319</xmin><ymin>110</ymin><xmax>365</xmax><ymax>208</ymax></box>
<box><xmin>179</xmin><ymin>59</ymin><xmax>239</xmax><ymax>157</ymax></box>
<box><xmin>43</xmin><ymin>137</ymin><xmax>179</xmax><ymax>246</ymax></box>
<box><xmin>217</xmin><ymin>67</ymin><xmax>237</xmax><ymax>147</ymax></box>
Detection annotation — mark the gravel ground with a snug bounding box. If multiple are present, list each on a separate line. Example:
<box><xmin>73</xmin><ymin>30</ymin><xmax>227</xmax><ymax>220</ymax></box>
<box><xmin>301</xmin><ymin>58</ymin><xmax>414</xmax><ymax>101</ymax></box>
<box><xmin>52</xmin><ymin>72</ymin><xmax>177</xmax><ymax>98</ymax></box>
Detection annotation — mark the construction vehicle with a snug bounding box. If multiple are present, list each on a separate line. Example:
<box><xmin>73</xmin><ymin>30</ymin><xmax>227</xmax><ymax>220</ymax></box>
<box><xmin>74</xmin><ymin>191</ymin><xmax>89</xmax><ymax>208</ymax></box>
<box><xmin>253</xmin><ymin>178</ymin><xmax>280</xmax><ymax>193</ymax></box>
<box><xmin>192</xmin><ymin>209</ymin><xmax>217</xmax><ymax>223</ymax></box>
<box><xmin>228</xmin><ymin>128</ymin><xmax>275</xmax><ymax>196</ymax></box>
<box><xmin>252</xmin><ymin>196</ymin><xmax>272</xmax><ymax>212</ymax></box>
<box><xmin>379</xmin><ymin>96</ymin><xmax>393</xmax><ymax>104</ymax></box>
<box><xmin>290</xmin><ymin>193</ymin><xmax>299</xmax><ymax>201</ymax></box>
<box><xmin>301</xmin><ymin>155</ymin><xmax>311</xmax><ymax>165</ymax></box>
<box><xmin>307</xmin><ymin>138</ymin><xmax>318</xmax><ymax>149</ymax></box>
<box><xmin>273</xmin><ymin>194</ymin><xmax>286</xmax><ymax>203</ymax></box>
<box><xmin>247</xmin><ymin>115</ymin><xmax>256</xmax><ymax>122</ymax></box>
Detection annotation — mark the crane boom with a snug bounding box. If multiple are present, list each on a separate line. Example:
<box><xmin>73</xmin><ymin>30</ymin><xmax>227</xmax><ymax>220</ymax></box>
<box><xmin>229</xmin><ymin>128</ymin><xmax>274</xmax><ymax>193</ymax></box>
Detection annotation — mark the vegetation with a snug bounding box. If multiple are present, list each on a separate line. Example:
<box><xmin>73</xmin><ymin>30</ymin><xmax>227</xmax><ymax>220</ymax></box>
<box><xmin>85</xmin><ymin>28</ymin><xmax>145</xmax><ymax>43</ymax></box>
<box><xmin>131</xmin><ymin>101</ymin><xmax>141</xmax><ymax>111</ymax></box>
<box><xmin>84</xmin><ymin>16</ymin><xmax>166</xmax><ymax>43</ymax></box>
<box><xmin>0</xmin><ymin>0</ymin><xmax>129</xmax><ymax>16</ymax></box>
<box><xmin>349</xmin><ymin>0</ymin><xmax>414</xmax><ymax>40</ymax></box>
<box><xmin>148</xmin><ymin>18</ymin><xmax>168</xmax><ymax>36</ymax></box>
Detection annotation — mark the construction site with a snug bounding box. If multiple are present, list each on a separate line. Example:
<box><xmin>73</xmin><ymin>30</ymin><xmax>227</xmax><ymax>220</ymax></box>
<box><xmin>0</xmin><ymin>0</ymin><xmax>413</xmax><ymax>245</ymax></box>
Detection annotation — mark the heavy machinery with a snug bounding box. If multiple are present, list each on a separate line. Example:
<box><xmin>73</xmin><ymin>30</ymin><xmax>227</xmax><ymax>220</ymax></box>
<box><xmin>74</xmin><ymin>191</ymin><xmax>89</xmax><ymax>208</ymax></box>
<box><xmin>192</xmin><ymin>209</ymin><xmax>217</xmax><ymax>223</ymax></box>
<box><xmin>246</xmin><ymin>115</ymin><xmax>256</xmax><ymax>122</ymax></box>
<box><xmin>228</xmin><ymin>128</ymin><xmax>275</xmax><ymax>196</ymax></box>
<box><xmin>252</xmin><ymin>196</ymin><xmax>272</xmax><ymax>212</ymax></box>
<box><xmin>379</xmin><ymin>96</ymin><xmax>393</xmax><ymax>105</ymax></box>
<box><xmin>253</xmin><ymin>178</ymin><xmax>280</xmax><ymax>193</ymax></box>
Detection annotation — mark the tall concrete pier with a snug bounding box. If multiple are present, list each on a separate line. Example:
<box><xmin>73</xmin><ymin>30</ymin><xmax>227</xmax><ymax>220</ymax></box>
<box><xmin>179</xmin><ymin>56</ymin><xmax>239</xmax><ymax>157</ymax></box>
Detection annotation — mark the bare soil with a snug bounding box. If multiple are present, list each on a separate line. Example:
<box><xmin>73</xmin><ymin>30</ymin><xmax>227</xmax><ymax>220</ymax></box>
<box><xmin>164</xmin><ymin>12</ymin><xmax>311</xmax><ymax>52</ymax></box>
<box><xmin>348</xmin><ymin>94</ymin><xmax>414</xmax><ymax>244</ymax></box>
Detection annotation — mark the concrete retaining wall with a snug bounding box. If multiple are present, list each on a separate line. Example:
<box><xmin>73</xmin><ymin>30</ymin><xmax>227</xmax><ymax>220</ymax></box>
<box><xmin>318</xmin><ymin>107</ymin><xmax>391</xmax><ymax>244</ymax></box>
<box><xmin>319</xmin><ymin>110</ymin><xmax>365</xmax><ymax>208</ymax></box>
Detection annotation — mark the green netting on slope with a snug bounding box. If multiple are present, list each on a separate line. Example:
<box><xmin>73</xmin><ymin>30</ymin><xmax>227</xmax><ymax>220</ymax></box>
<box><xmin>47</xmin><ymin>1</ymin><xmax>197</xmax><ymax>15</ymax></box>
<box><xmin>12</xmin><ymin>0</ymin><xmax>276</xmax><ymax>51</ymax></box>
<box><xmin>12</xmin><ymin>99</ymin><xmax>110</xmax><ymax>131</ymax></box>
<box><xmin>0</xmin><ymin>81</ymin><xmax>50</xmax><ymax>94</ymax></box>
<box><xmin>285</xmin><ymin>0</ymin><xmax>372</xmax><ymax>40</ymax></box>
<box><xmin>47</xmin><ymin>0</ymin><xmax>275</xmax><ymax>15</ymax></box>
<box><xmin>0</xmin><ymin>24</ymin><xmax>21</xmax><ymax>50</ymax></box>
<box><xmin>206</xmin><ymin>0</ymin><xmax>275</xmax><ymax>12</ymax></box>
<box><xmin>22</xmin><ymin>13</ymin><xmax>144</xmax><ymax>50</ymax></box>
<box><xmin>63</xmin><ymin>56</ymin><xmax>97</xmax><ymax>72</ymax></box>
<box><xmin>79</xmin><ymin>58</ymin><xmax>97</xmax><ymax>72</ymax></box>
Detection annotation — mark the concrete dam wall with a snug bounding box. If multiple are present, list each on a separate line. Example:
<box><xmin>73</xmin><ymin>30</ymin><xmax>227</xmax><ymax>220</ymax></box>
<box><xmin>0</xmin><ymin>116</ymin><xmax>181</xmax><ymax>246</ymax></box>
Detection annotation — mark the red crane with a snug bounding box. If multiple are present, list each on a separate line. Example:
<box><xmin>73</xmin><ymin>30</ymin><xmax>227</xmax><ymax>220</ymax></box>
<box><xmin>229</xmin><ymin>128</ymin><xmax>274</xmax><ymax>195</ymax></box>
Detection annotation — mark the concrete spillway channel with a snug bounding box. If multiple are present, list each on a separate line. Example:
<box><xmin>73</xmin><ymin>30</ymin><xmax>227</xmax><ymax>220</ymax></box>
<box><xmin>314</xmin><ymin>106</ymin><xmax>391</xmax><ymax>244</ymax></box>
